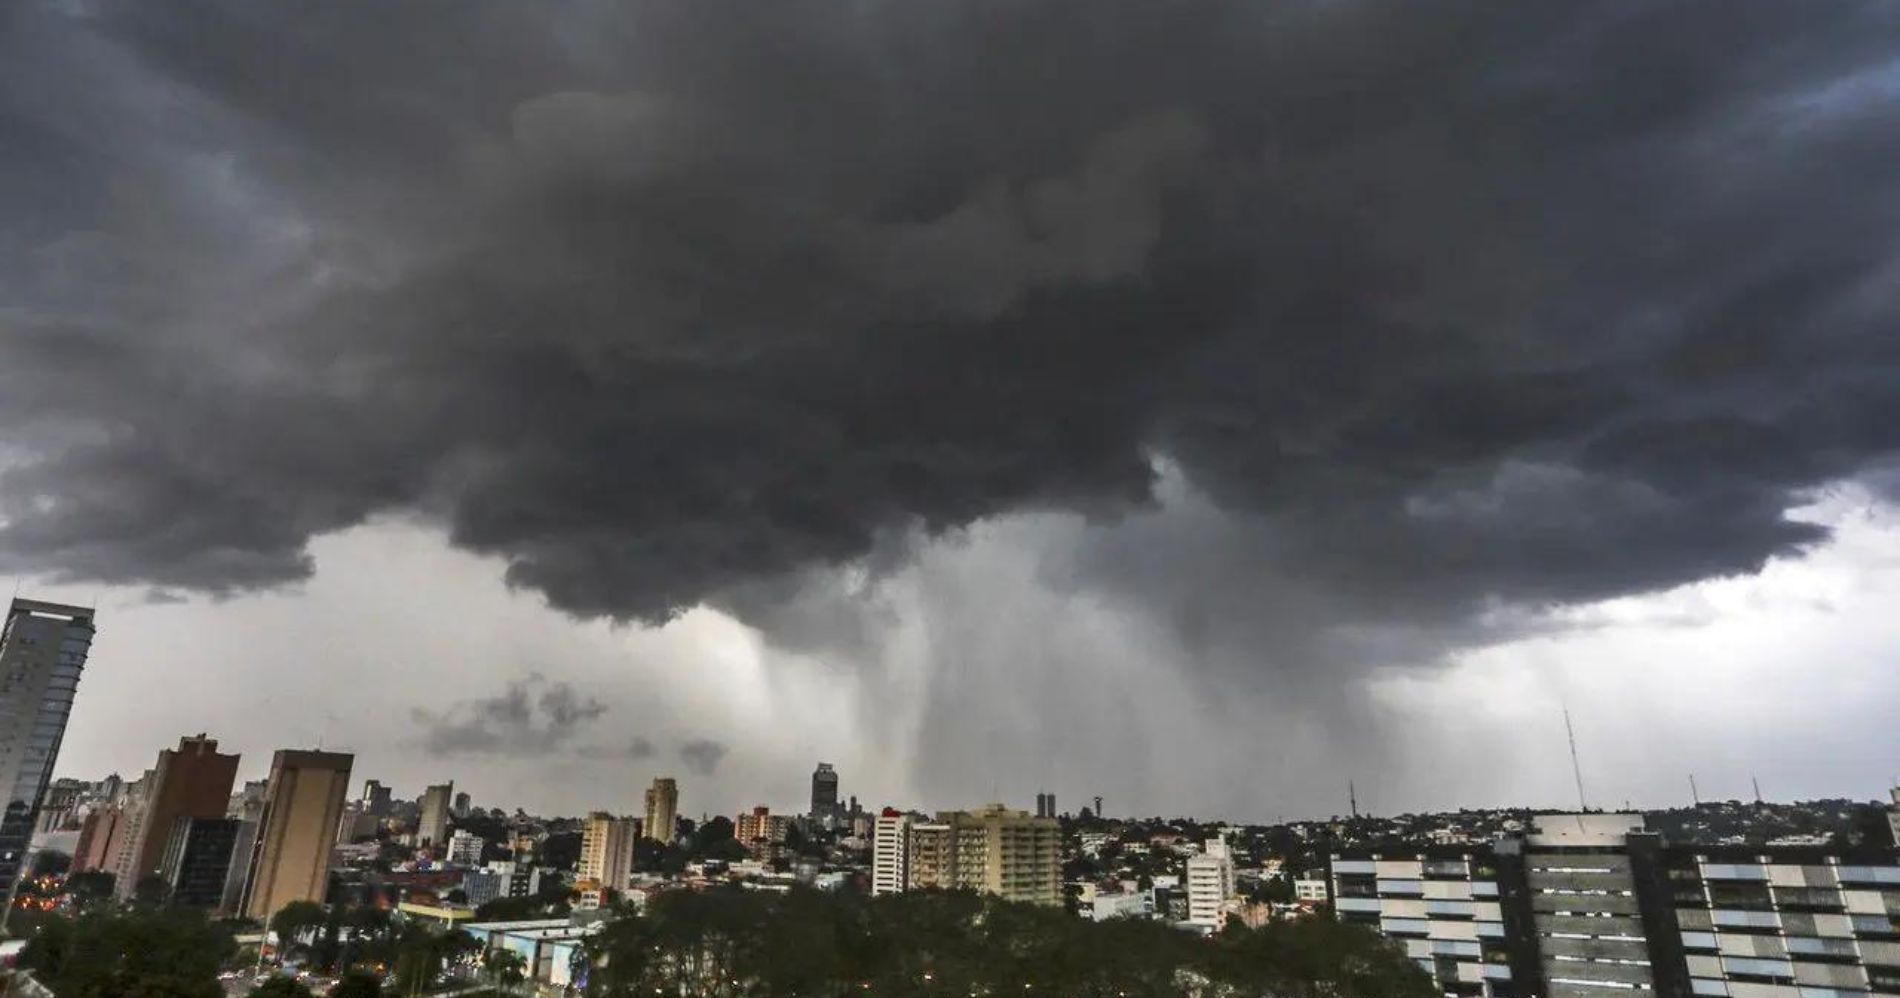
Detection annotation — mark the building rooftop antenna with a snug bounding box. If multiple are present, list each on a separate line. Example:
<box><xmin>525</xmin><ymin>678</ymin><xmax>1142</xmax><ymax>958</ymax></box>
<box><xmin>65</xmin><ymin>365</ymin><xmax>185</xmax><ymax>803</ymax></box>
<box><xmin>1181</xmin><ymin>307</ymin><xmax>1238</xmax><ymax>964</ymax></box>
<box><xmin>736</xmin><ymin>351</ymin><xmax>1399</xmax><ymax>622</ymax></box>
<box><xmin>1563</xmin><ymin>706</ymin><xmax>1589</xmax><ymax>812</ymax></box>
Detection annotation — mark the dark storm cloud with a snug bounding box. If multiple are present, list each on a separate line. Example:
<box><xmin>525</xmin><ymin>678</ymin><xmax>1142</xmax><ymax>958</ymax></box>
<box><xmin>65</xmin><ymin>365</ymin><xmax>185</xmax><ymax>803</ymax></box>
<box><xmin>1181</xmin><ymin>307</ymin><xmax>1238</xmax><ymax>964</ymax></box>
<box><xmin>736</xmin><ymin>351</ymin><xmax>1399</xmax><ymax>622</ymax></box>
<box><xmin>579</xmin><ymin>736</ymin><xmax>656</xmax><ymax>761</ymax></box>
<box><xmin>678</xmin><ymin>739</ymin><xmax>730</xmax><ymax>777</ymax></box>
<box><xmin>4</xmin><ymin>0</ymin><xmax>1900</xmax><ymax>667</ymax></box>
<box><xmin>412</xmin><ymin>675</ymin><xmax>607</xmax><ymax>756</ymax></box>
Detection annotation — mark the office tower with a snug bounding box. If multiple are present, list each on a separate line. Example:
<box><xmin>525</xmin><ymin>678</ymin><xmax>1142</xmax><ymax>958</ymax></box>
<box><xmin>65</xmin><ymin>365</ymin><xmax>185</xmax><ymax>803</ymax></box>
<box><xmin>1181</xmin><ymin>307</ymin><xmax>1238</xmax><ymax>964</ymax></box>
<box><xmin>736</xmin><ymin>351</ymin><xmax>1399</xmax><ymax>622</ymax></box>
<box><xmin>361</xmin><ymin>779</ymin><xmax>393</xmax><ymax>817</ymax></box>
<box><xmin>577</xmin><ymin>813</ymin><xmax>636</xmax><ymax>890</ymax></box>
<box><xmin>462</xmin><ymin>867</ymin><xmax>509</xmax><ymax>906</ymax></box>
<box><xmin>447</xmin><ymin>828</ymin><xmax>484</xmax><ymax>865</ymax></box>
<box><xmin>1035</xmin><ymin>792</ymin><xmax>1057</xmax><ymax>819</ymax></box>
<box><xmin>1186</xmin><ymin>836</ymin><xmax>1236</xmax><ymax>929</ymax></box>
<box><xmin>1518</xmin><ymin>813</ymin><xmax>1660</xmax><ymax>998</ymax></box>
<box><xmin>113</xmin><ymin>734</ymin><xmax>240</xmax><ymax>900</ymax></box>
<box><xmin>417</xmin><ymin>782</ymin><xmax>453</xmax><ymax>848</ymax></box>
<box><xmin>810</xmin><ymin>763</ymin><xmax>839</xmax><ymax>819</ymax></box>
<box><xmin>643</xmin><ymin>778</ymin><xmax>678</xmax><ymax>844</ymax></box>
<box><xmin>1322</xmin><ymin>813</ymin><xmax>1900</xmax><ymax>998</ymax></box>
<box><xmin>158</xmin><ymin>817</ymin><xmax>241</xmax><ymax>907</ymax></box>
<box><xmin>240</xmin><ymin>749</ymin><xmax>353</xmax><ymax>921</ymax></box>
<box><xmin>0</xmin><ymin>599</ymin><xmax>95</xmax><ymax>900</ymax></box>
<box><xmin>872</xmin><ymin>810</ymin><xmax>912</xmax><ymax>895</ymax></box>
<box><xmin>452</xmin><ymin>791</ymin><xmax>472</xmax><ymax>819</ymax></box>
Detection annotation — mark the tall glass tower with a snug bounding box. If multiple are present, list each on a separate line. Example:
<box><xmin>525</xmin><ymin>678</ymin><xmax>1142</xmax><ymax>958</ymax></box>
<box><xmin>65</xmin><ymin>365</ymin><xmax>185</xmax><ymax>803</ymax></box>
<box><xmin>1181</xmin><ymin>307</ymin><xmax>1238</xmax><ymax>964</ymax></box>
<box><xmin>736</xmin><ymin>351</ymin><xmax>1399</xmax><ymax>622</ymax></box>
<box><xmin>810</xmin><ymin>762</ymin><xmax>839</xmax><ymax>819</ymax></box>
<box><xmin>0</xmin><ymin>599</ymin><xmax>94</xmax><ymax>900</ymax></box>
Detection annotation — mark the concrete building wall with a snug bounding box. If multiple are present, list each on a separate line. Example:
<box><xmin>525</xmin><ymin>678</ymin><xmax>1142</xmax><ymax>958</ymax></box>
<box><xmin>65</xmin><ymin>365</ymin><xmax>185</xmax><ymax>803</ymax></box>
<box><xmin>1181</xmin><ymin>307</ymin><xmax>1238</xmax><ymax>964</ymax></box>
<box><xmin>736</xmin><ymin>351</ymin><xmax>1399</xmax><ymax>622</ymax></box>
<box><xmin>643</xmin><ymin>779</ymin><xmax>677</xmax><ymax>844</ymax></box>
<box><xmin>242</xmin><ymin>750</ymin><xmax>352</xmax><ymax>921</ymax></box>
<box><xmin>115</xmin><ymin>735</ymin><xmax>239</xmax><ymax>900</ymax></box>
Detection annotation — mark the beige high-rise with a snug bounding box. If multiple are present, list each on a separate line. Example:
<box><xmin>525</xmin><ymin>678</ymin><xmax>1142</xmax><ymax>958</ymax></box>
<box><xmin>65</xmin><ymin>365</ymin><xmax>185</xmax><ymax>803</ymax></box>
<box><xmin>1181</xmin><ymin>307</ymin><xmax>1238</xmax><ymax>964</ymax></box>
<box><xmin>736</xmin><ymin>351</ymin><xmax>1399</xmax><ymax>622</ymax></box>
<box><xmin>417</xmin><ymin>782</ymin><xmax>453</xmax><ymax>848</ymax></box>
<box><xmin>888</xmin><ymin>804</ymin><xmax>1059</xmax><ymax>905</ymax></box>
<box><xmin>241</xmin><ymin>749</ymin><xmax>353</xmax><ymax>921</ymax></box>
<box><xmin>577</xmin><ymin>812</ymin><xmax>637</xmax><ymax>890</ymax></box>
<box><xmin>643</xmin><ymin>778</ymin><xmax>677</xmax><ymax>844</ymax></box>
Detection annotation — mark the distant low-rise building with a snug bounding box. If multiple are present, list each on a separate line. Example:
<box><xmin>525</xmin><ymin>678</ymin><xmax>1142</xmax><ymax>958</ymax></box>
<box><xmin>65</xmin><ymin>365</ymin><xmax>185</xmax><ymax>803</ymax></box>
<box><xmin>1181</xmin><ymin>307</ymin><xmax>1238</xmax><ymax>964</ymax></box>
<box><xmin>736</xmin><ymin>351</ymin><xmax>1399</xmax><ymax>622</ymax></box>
<box><xmin>448</xmin><ymin>829</ymin><xmax>484</xmax><ymax>866</ymax></box>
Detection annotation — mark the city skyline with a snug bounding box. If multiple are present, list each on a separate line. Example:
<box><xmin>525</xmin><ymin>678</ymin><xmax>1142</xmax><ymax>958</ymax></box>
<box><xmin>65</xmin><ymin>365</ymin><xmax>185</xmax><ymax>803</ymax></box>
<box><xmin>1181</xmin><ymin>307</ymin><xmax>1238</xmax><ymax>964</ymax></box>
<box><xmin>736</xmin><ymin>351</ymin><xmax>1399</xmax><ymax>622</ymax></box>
<box><xmin>6</xmin><ymin>1</ymin><xmax>1900</xmax><ymax>824</ymax></box>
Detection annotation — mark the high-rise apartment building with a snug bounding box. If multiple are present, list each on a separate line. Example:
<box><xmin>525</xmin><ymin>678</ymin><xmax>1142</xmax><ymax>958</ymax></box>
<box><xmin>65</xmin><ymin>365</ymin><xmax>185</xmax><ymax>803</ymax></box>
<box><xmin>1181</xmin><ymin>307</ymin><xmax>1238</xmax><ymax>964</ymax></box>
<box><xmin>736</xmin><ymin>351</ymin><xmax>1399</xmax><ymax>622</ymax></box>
<box><xmin>1186</xmin><ymin>836</ymin><xmax>1236</xmax><ymax>929</ymax></box>
<box><xmin>872</xmin><ymin>810</ymin><xmax>912</xmax><ymax>895</ymax></box>
<box><xmin>417</xmin><ymin>782</ymin><xmax>453</xmax><ymax>849</ymax></box>
<box><xmin>113</xmin><ymin>734</ymin><xmax>240</xmax><ymax>900</ymax></box>
<box><xmin>72</xmin><ymin>805</ymin><xmax>126</xmax><ymax>873</ymax></box>
<box><xmin>1327</xmin><ymin>812</ymin><xmax>1900</xmax><ymax>998</ymax></box>
<box><xmin>0</xmin><ymin>599</ymin><xmax>94</xmax><ymax>900</ymax></box>
<box><xmin>452</xmin><ymin>791</ymin><xmax>471</xmax><ymax>819</ymax></box>
<box><xmin>105</xmin><ymin>769</ymin><xmax>153</xmax><ymax>895</ymax></box>
<box><xmin>577</xmin><ymin>812</ymin><xmax>636</xmax><ymax>891</ymax></box>
<box><xmin>240</xmin><ymin>749</ymin><xmax>353</xmax><ymax>921</ymax></box>
<box><xmin>909</xmin><ymin>820</ymin><xmax>956</xmax><ymax>890</ymax></box>
<box><xmin>810</xmin><ymin>764</ymin><xmax>839</xmax><ymax>819</ymax></box>
<box><xmin>876</xmin><ymin>804</ymin><xmax>1060</xmax><ymax>905</ymax></box>
<box><xmin>644</xmin><ymin>779</ymin><xmax>678</xmax><ymax>844</ymax></box>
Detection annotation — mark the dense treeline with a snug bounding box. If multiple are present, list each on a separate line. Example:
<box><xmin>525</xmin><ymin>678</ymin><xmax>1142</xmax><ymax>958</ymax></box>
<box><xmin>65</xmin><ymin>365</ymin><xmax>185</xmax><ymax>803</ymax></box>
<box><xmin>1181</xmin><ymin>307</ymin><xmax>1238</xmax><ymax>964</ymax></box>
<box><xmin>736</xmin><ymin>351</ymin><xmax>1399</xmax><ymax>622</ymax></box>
<box><xmin>582</xmin><ymin>888</ymin><xmax>1434</xmax><ymax>998</ymax></box>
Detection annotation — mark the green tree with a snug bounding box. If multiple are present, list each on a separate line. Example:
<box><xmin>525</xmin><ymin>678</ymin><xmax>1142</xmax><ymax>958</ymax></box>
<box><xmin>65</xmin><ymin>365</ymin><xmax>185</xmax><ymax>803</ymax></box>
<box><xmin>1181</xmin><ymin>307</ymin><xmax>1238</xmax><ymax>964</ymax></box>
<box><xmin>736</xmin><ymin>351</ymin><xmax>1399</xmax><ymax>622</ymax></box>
<box><xmin>488</xmin><ymin>948</ymin><xmax>527</xmax><ymax>995</ymax></box>
<box><xmin>248</xmin><ymin>976</ymin><xmax>316</xmax><ymax>998</ymax></box>
<box><xmin>20</xmin><ymin>906</ymin><xmax>235</xmax><ymax>998</ymax></box>
<box><xmin>133</xmin><ymin>874</ymin><xmax>174</xmax><ymax>907</ymax></box>
<box><xmin>30</xmin><ymin>849</ymin><xmax>73</xmax><ymax>878</ymax></box>
<box><xmin>65</xmin><ymin>869</ymin><xmax>116</xmax><ymax>906</ymax></box>
<box><xmin>270</xmin><ymin>900</ymin><xmax>328</xmax><ymax>964</ymax></box>
<box><xmin>329</xmin><ymin>971</ymin><xmax>383</xmax><ymax>998</ymax></box>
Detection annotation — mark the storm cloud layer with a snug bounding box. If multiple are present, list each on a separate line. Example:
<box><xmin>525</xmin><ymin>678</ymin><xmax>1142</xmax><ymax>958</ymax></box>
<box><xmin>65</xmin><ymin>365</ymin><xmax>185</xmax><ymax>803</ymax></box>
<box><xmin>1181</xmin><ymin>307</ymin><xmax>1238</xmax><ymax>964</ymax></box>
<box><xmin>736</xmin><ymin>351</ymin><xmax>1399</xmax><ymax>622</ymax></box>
<box><xmin>5</xmin><ymin>0</ymin><xmax>1900</xmax><ymax>731</ymax></box>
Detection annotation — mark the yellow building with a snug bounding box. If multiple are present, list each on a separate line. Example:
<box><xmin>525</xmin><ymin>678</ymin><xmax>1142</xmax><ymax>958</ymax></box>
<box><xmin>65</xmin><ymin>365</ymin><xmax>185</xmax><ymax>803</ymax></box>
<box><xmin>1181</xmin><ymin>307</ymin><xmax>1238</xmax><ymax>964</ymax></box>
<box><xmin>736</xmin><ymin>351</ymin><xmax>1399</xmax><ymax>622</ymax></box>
<box><xmin>578</xmin><ymin>812</ymin><xmax>636</xmax><ymax>890</ymax></box>
<box><xmin>241</xmin><ymin>749</ymin><xmax>353</xmax><ymax>921</ymax></box>
<box><xmin>884</xmin><ymin>804</ymin><xmax>1060</xmax><ymax>905</ymax></box>
<box><xmin>643</xmin><ymin>778</ymin><xmax>678</xmax><ymax>843</ymax></box>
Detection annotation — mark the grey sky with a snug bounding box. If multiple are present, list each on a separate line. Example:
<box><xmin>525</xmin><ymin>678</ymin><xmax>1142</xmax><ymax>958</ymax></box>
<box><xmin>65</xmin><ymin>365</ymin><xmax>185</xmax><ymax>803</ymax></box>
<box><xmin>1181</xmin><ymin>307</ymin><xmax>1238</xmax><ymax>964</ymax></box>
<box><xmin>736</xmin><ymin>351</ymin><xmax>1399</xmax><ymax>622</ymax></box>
<box><xmin>4</xmin><ymin>0</ymin><xmax>1899</xmax><ymax>818</ymax></box>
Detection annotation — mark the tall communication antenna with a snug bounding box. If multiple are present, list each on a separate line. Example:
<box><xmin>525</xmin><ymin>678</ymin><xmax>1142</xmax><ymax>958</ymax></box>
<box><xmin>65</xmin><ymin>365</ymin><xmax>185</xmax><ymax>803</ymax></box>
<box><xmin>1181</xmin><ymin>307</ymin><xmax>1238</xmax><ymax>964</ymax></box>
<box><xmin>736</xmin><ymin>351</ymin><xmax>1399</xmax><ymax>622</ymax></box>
<box><xmin>1563</xmin><ymin>707</ymin><xmax>1589</xmax><ymax>811</ymax></box>
<box><xmin>1752</xmin><ymin>776</ymin><xmax>1763</xmax><ymax>805</ymax></box>
<box><xmin>1349</xmin><ymin>780</ymin><xmax>1359</xmax><ymax>819</ymax></box>
<box><xmin>1690</xmin><ymin>774</ymin><xmax>1700</xmax><ymax>806</ymax></box>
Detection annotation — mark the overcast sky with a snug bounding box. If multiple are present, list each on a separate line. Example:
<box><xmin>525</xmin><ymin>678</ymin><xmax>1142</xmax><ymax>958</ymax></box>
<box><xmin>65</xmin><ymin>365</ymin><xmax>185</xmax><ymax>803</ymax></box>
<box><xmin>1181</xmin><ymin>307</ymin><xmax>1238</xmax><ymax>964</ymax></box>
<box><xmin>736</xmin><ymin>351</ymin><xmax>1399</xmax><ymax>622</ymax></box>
<box><xmin>4</xmin><ymin>0</ymin><xmax>1898</xmax><ymax>821</ymax></box>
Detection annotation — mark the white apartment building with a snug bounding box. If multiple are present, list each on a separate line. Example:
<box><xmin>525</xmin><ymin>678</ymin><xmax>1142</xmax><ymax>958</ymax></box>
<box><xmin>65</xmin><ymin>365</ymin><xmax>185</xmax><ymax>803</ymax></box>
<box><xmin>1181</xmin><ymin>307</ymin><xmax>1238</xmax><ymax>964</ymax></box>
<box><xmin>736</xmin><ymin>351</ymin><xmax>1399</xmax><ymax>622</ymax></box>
<box><xmin>1186</xmin><ymin>836</ymin><xmax>1236</xmax><ymax>929</ymax></box>
<box><xmin>872</xmin><ymin>811</ymin><xmax>911</xmax><ymax>895</ymax></box>
<box><xmin>447</xmin><ymin>828</ymin><xmax>484</xmax><ymax>866</ymax></box>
